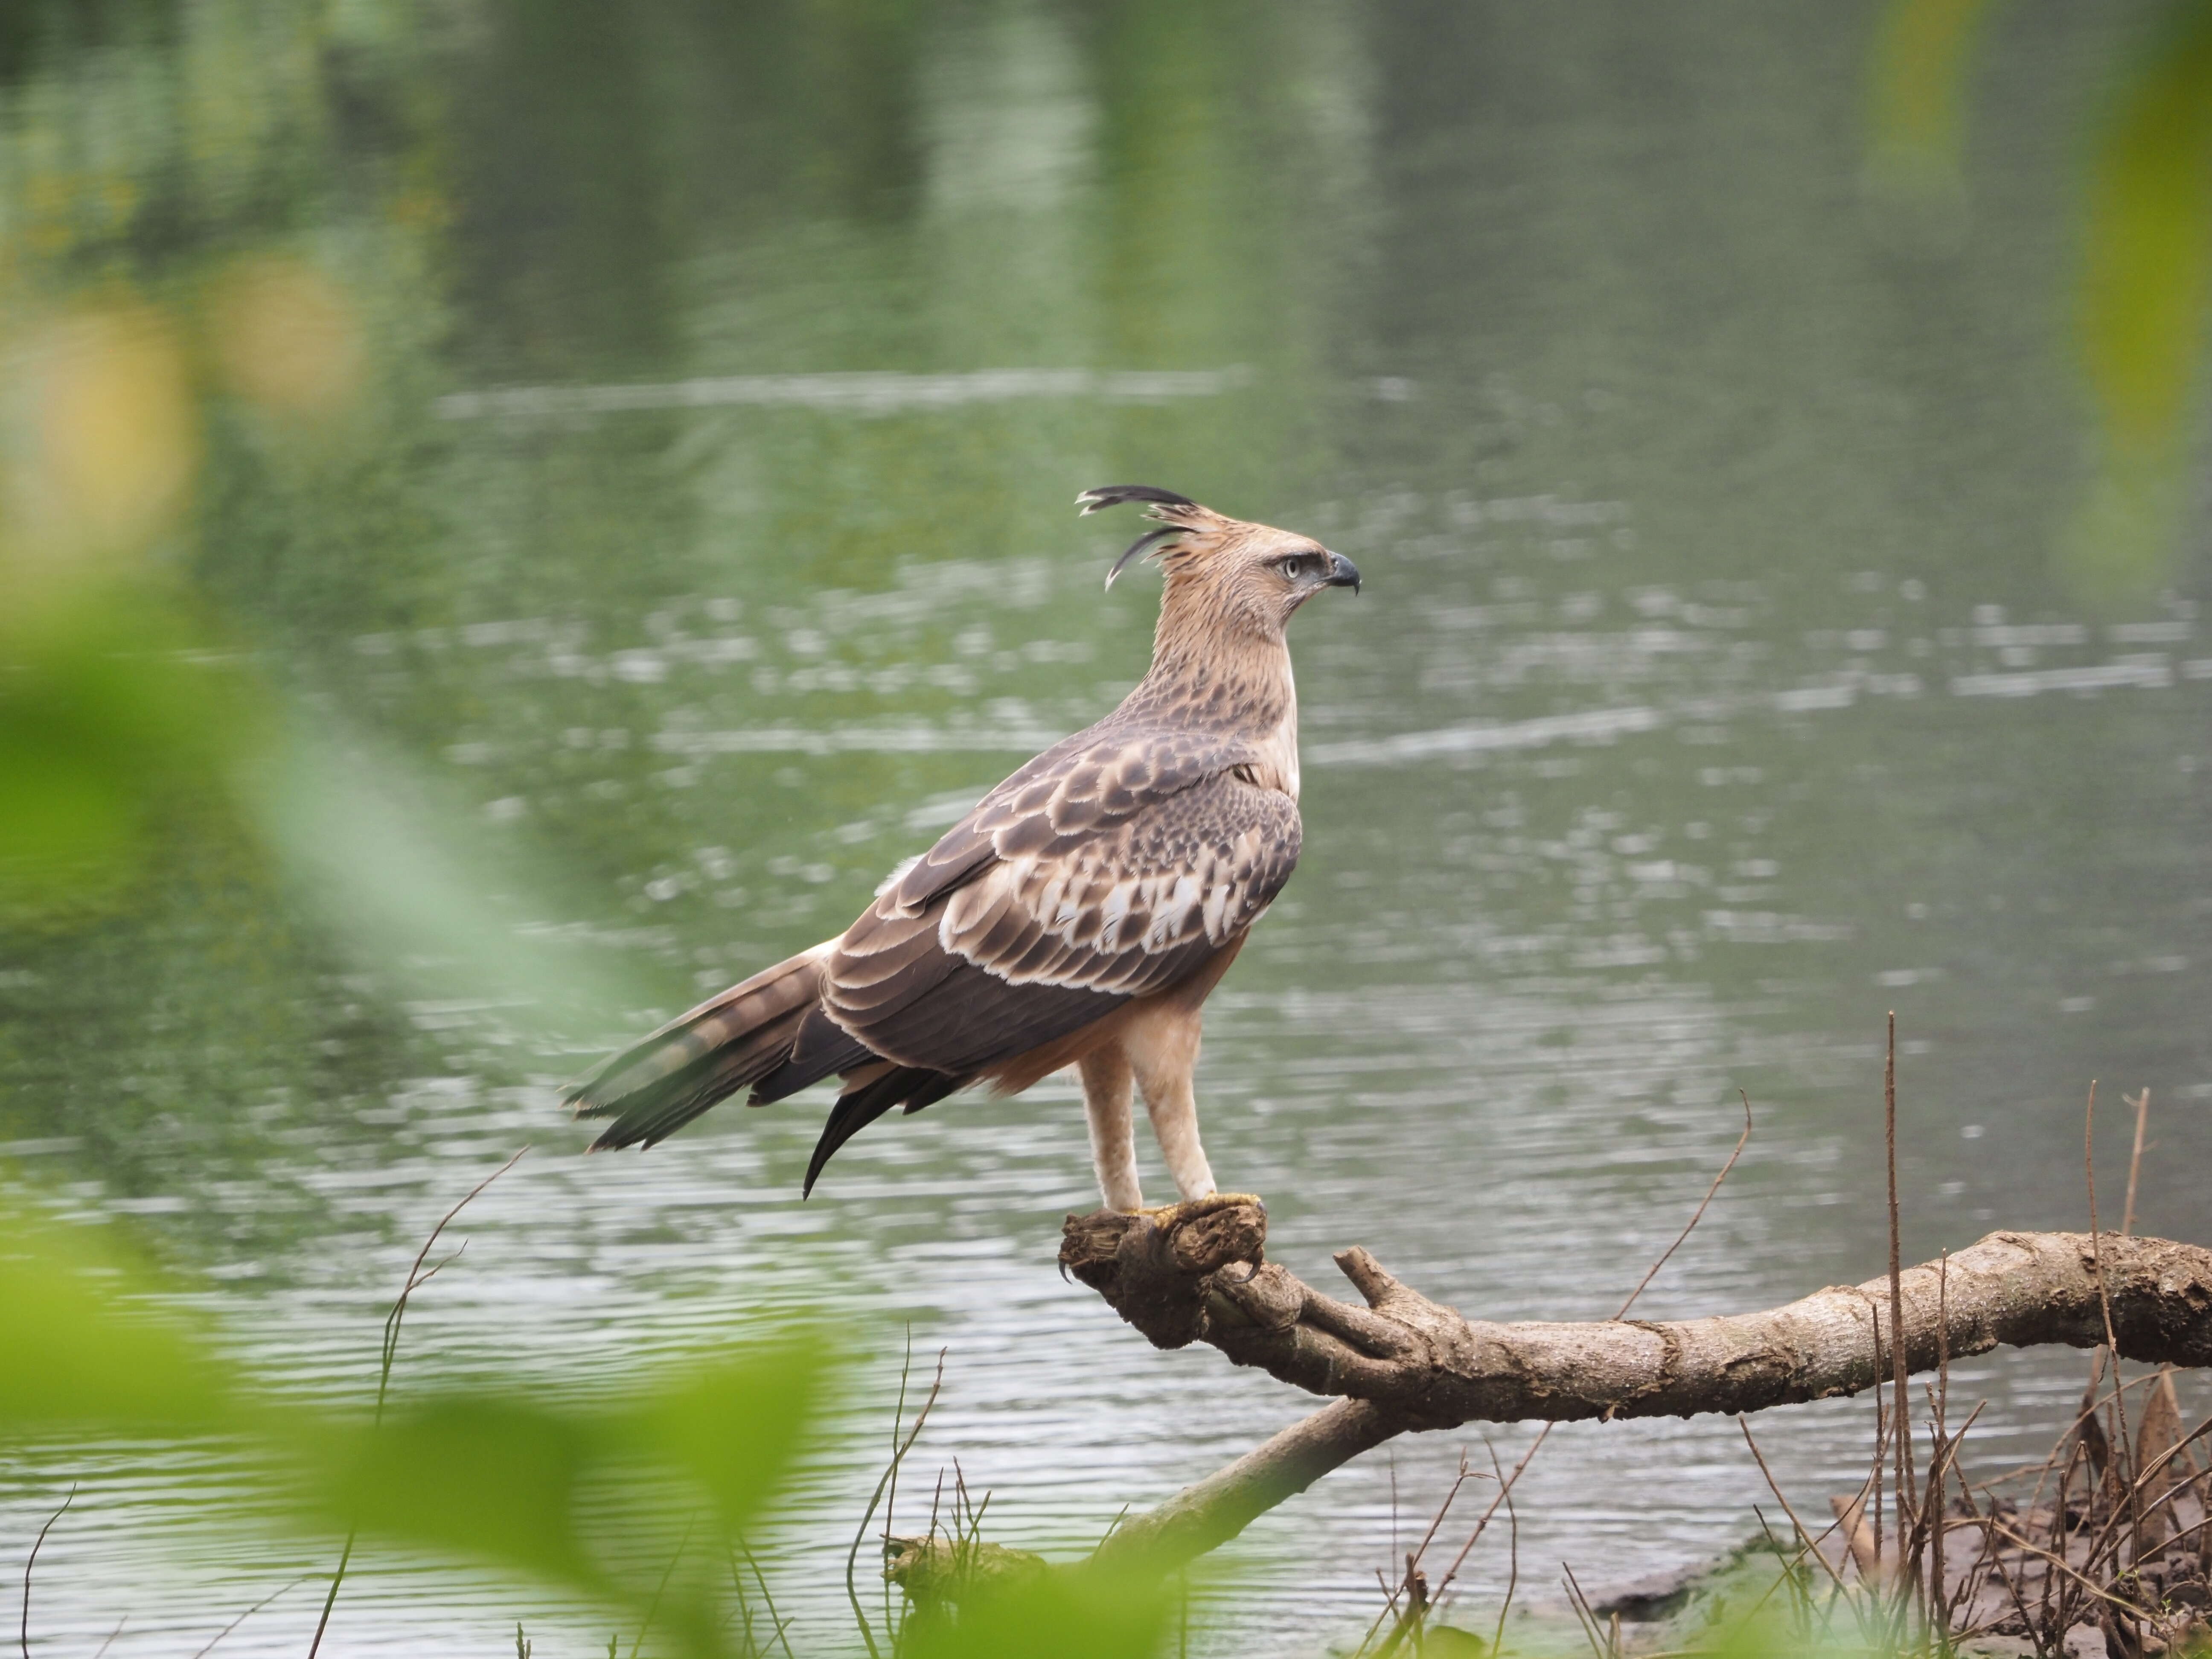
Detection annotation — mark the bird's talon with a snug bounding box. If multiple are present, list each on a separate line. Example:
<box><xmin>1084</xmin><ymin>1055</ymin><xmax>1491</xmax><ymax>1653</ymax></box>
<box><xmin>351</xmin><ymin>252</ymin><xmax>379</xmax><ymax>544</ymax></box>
<box><xmin>1142</xmin><ymin>1192</ymin><xmax>1265</xmax><ymax>1230</ymax></box>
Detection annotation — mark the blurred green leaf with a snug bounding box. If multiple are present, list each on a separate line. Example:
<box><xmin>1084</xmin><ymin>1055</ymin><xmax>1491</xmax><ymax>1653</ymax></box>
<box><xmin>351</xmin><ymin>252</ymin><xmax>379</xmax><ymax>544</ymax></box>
<box><xmin>623</xmin><ymin>1343</ymin><xmax>824</xmax><ymax>1538</ymax></box>
<box><xmin>901</xmin><ymin>1566</ymin><xmax>1173</xmax><ymax>1659</ymax></box>
<box><xmin>0</xmin><ymin>1186</ymin><xmax>826</xmax><ymax>1655</ymax></box>
<box><xmin>0</xmin><ymin>593</ymin><xmax>259</xmax><ymax>922</ymax></box>
<box><xmin>1870</xmin><ymin>0</ymin><xmax>2212</xmax><ymax>600</ymax></box>
<box><xmin>2068</xmin><ymin>0</ymin><xmax>2212</xmax><ymax>600</ymax></box>
<box><xmin>313</xmin><ymin>1392</ymin><xmax>612</xmax><ymax>1589</ymax></box>
<box><xmin>300</xmin><ymin>1339</ymin><xmax>824</xmax><ymax>1589</ymax></box>
<box><xmin>2082</xmin><ymin>0</ymin><xmax>2212</xmax><ymax>454</ymax></box>
<box><xmin>0</xmin><ymin>1201</ymin><xmax>237</xmax><ymax>1437</ymax></box>
<box><xmin>1417</xmin><ymin>1630</ymin><xmax>1489</xmax><ymax>1657</ymax></box>
<box><xmin>248</xmin><ymin>704</ymin><xmax>664</xmax><ymax>1048</ymax></box>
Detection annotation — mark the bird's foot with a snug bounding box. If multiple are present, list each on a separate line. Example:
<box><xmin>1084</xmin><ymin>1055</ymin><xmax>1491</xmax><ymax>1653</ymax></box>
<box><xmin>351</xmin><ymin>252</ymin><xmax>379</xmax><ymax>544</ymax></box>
<box><xmin>1138</xmin><ymin>1191</ymin><xmax>1265</xmax><ymax>1230</ymax></box>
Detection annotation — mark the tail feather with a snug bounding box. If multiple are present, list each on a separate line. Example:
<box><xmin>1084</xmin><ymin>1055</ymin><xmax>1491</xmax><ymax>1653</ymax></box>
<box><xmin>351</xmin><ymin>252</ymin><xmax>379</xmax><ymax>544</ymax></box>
<box><xmin>567</xmin><ymin>937</ymin><xmax>973</xmax><ymax>1187</ymax></box>
<box><xmin>802</xmin><ymin>1066</ymin><xmax>967</xmax><ymax>1196</ymax></box>
<box><xmin>567</xmin><ymin>942</ymin><xmax>834</xmax><ymax>1151</ymax></box>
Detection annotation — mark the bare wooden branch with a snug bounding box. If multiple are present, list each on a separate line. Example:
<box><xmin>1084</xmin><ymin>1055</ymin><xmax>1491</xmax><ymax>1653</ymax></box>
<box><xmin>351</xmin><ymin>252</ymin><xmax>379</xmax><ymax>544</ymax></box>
<box><xmin>1090</xmin><ymin>1398</ymin><xmax>1403</xmax><ymax>1572</ymax></box>
<box><xmin>1056</xmin><ymin>1200</ymin><xmax>2212</xmax><ymax>1575</ymax></box>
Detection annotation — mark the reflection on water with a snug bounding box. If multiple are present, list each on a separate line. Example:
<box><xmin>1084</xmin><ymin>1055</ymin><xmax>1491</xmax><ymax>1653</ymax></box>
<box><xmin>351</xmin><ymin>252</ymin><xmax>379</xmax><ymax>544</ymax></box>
<box><xmin>2</xmin><ymin>2</ymin><xmax>2208</xmax><ymax>1653</ymax></box>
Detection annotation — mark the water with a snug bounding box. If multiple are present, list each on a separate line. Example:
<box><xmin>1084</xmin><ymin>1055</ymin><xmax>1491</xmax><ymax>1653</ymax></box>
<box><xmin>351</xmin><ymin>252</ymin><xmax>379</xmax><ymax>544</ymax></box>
<box><xmin>3</xmin><ymin>3</ymin><xmax>2209</xmax><ymax>1653</ymax></box>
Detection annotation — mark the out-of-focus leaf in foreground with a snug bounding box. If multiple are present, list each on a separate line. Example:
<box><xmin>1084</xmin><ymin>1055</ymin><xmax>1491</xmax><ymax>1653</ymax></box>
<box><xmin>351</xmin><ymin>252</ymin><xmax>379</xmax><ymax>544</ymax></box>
<box><xmin>1867</xmin><ymin>0</ymin><xmax>2002</xmax><ymax>205</ymax></box>
<box><xmin>1870</xmin><ymin>0</ymin><xmax>2212</xmax><ymax>601</ymax></box>
<box><xmin>0</xmin><ymin>1202</ymin><xmax>236</xmax><ymax>1436</ymax></box>
<box><xmin>317</xmin><ymin>1393</ymin><xmax>611</xmax><ymax>1588</ymax></box>
<box><xmin>0</xmin><ymin>298</ymin><xmax>262</xmax><ymax>923</ymax></box>
<box><xmin>0</xmin><ymin>1188</ymin><xmax>827</xmax><ymax>1655</ymax></box>
<box><xmin>902</xmin><ymin>1566</ymin><xmax>1174</xmax><ymax>1659</ymax></box>
<box><xmin>2069</xmin><ymin>0</ymin><xmax>2212</xmax><ymax>601</ymax></box>
<box><xmin>299</xmin><ymin>1338</ymin><xmax>823</xmax><ymax>1649</ymax></box>
<box><xmin>0</xmin><ymin>597</ymin><xmax>259</xmax><ymax>921</ymax></box>
<box><xmin>247</xmin><ymin>706</ymin><xmax>665</xmax><ymax>1054</ymax></box>
<box><xmin>625</xmin><ymin>1348</ymin><xmax>823</xmax><ymax>1538</ymax></box>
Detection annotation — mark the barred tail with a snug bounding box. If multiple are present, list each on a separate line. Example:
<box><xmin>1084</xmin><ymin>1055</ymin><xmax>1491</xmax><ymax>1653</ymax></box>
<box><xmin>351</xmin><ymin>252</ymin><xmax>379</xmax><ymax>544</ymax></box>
<box><xmin>565</xmin><ymin>940</ymin><xmax>836</xmax><ymax>1151</ymax></box>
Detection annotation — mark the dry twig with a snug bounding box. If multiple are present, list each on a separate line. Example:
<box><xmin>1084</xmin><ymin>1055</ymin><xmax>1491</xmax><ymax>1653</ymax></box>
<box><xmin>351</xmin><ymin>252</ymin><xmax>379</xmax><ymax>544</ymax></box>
<box><xmin>19</xmin><ymin>1484</ymin><xmax>74</xmax><ymax>1659</ymax></box>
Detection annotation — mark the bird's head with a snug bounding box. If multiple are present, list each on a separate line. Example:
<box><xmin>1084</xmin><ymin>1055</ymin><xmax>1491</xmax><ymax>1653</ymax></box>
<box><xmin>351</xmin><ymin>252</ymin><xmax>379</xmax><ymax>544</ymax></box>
<box><xmin>1078</xmin><ymin>484</ymin><xmax>1360</xmax><ymax>641</ymax></box>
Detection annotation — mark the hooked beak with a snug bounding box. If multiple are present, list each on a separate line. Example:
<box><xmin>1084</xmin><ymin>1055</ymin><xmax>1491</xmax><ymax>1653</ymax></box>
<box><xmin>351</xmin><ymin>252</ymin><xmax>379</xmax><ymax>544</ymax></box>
<box><xmin>1324</xmin><ymin>550</ymin><xmax>1362</xmax><ymax>594</ymax></box>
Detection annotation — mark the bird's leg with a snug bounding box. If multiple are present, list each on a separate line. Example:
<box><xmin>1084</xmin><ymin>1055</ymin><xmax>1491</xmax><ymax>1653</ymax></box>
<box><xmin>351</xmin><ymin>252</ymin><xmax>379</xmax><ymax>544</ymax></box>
<box><xmin>1078</xmin><ymin>1048</ymin><xmax>1144</xmax><ymax>1213</ymax></box>
<box><xmin>1124</xmin><ymin>1018</ymin><xmax>1218</xmax><ymax>1203</ymax></box>
<box><xmin>1143</xmin><ymin>1080</ymin><xmax>1217</xmax><ymax>1203</ymax></box>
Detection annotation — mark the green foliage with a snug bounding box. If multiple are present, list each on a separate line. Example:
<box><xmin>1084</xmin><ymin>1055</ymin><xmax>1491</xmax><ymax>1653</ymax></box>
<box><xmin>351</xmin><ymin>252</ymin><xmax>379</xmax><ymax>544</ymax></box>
<box><xmin>899</xmin><ymin>1567</ymin><xmax>1173</xmax><ymax>1659</ymax></box>
<box><xmin>0</xmin><ymin>592</ymin><xmax>261</xmax><ymax>923</ymax></box>
<box><xmin>2081</xmin><ymin>1</ymin><xmax>2212</xmax><ymax>455</ymax></box>
<box><xmin>0</xmin><ymin>1187</ymin><xmax>828</xmax><ymax>1655</ymax></box>
<box><xmin>2</xmin><ymin>1185</ymin><xmax>1187</xmax><ymax>1654</ymax></box>
<box><xmin>0</xmin><ymin>1205</ymin><xmax>236</xmax><ymax>1434</ymax></box>
<box><xmin>249</xmin><ymin>706</ymin><xmax>665</xmax><ymax>1051</ymax></box>
<box><xmin>2066</xmin><ymin>0</ymin><xmax>2212</xmax><ymax>600</ymax></box>
<box><xmin>1413</xmin><ymin>1630</ymin><xmax>1487</xmax><ymax>1656</ymax></box>
<box><xmin>1872</xmin><ymin>0</ymin><xmax>2212</xmax><ymax>602</ymax></box>
<box><xmin>315</xmin><ymin>1393</ymin><xmax>617</xmax><ymax>1588</ymax></box>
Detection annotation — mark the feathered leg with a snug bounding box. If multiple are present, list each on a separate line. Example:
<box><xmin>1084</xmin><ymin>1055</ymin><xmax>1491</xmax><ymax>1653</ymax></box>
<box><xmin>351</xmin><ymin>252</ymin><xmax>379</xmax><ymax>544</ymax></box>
<box><xmin>1079</xmin><ymin>1047</ymin><xmax>1144</xmax><ymax>1212</ymax></box>
<box><xmin>1123</xmin><ymin>1009</ymin><xmax>1216</xmax><ymax>1202</ymax></box>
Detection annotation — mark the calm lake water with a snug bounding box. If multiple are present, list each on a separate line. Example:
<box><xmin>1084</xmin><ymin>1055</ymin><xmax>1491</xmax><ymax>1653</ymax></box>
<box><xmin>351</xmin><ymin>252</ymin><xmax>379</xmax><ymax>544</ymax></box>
<box><xmin>3</xmin><ymin>3</ymin><xmax>2209</xmax><ymax>1653</ymax></box>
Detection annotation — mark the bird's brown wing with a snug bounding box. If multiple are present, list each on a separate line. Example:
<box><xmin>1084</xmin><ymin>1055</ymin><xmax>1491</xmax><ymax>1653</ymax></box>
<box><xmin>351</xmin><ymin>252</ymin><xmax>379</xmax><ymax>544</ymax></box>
<box><xmin>822</xmin><ymin>735</ymin><xmax>1300</xmax><ymax>1077</ymax></box>
<box><xmin>872</xmin><ymin>722</ymin><xmax>1258</xmax><ymax>914</ymax></box>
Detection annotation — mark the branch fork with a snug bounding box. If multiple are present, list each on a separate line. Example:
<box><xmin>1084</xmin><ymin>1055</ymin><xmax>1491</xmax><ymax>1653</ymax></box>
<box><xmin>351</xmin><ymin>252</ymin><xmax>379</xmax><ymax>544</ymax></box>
<box><xmin>1052</xmin><ymin>1199</ymin><xmax>2212</xmax><ymax>1575</ymax></box>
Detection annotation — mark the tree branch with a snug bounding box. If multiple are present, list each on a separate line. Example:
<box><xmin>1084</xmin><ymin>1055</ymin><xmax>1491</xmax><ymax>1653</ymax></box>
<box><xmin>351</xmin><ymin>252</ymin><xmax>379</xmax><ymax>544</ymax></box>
<box><xmin>1090</xmin><ymin>1397</ymin><xmax>1402</xmax><ymax>1572</ymax></box>
<box><xmin>1058</xmin><ymin>1201</ymin><xmax>2212</xmax><ymax>1574</ymax></box>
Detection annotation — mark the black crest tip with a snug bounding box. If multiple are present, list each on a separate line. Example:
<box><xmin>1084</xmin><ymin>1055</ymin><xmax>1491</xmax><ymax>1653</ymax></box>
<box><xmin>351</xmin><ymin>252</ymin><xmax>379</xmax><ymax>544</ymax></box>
<box><xmin>1104</xmin><ymin>525</ymin><xmax>1183</xmax><ymax>590</ymax></box>
<box><xmin>1075</xmin><ymin>483</ymin><xmax>1197</xmax><ymax>517</ymax></box>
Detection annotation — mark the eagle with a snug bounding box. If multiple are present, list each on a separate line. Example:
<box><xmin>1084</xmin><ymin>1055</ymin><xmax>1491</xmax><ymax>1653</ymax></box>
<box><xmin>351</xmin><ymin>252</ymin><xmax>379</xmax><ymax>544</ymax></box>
<box><xmin>564</xmin><ymin>486</ymin><xmax>1360</xmax><ymax>1212</ymax></box>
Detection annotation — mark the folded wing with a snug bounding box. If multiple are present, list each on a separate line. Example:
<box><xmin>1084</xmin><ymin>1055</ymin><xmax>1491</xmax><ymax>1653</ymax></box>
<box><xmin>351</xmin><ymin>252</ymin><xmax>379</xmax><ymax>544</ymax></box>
<box><xmin>822</xmin><ymin>734</ymin><xmax>1301</xmax><ymax>1075</ymax></box>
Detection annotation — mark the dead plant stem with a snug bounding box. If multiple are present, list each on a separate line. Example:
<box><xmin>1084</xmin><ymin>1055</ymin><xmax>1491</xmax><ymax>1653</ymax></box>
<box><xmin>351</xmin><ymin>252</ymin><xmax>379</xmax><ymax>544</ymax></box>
<box><xmin>309</xmin><ymin>1146</ymin><xmax>528</xmax><ymax>1659</ymax></box>
<box><xmin>2083</xmin><ymin>1082</ymin><xmax>2141</xmax><ymax>1589</ymax></box>
<box><xmin>1612</xmin><ymin>1091</ymin><xmax>1753</xmax><ymax>1321</ymax></box>
<box><xmin>1736</xmin><ymin>1417</ymin><xmax>1851</xmax><ymax>1594</ymax></box>
<box><xmin>730</xmin><ymin>1540</ymin><xmax>794</xmax><ymax>1659</ymax></box>
<box><xmin>1489</xmin><ymin>1442</ymin><xmax>1522</xmax><ymax>1656</ymax></box>
<box><xmin>2122</xmin><ymin>1089</ymin><xmax>2150</xmax><ymax>1238</ymax></box>
<box><xmin>845</xmin><ymin>1347</ymin><xmax>944</xmax><ymax>1659</ymax></box>
<box><xmin>1885</xmin><ymin>1011</ymin><xmax>1918</xmax><ymax>1586</ymax></box>
<box><xmin>20</xmin><ymin>1484</ymin><xmax>74</xmax><ymax>1659</ymax></box>
<box><xmin>189</xmin><ymin>1578</ymin><xmax>306</xmax><ymax>1659</ymax></box>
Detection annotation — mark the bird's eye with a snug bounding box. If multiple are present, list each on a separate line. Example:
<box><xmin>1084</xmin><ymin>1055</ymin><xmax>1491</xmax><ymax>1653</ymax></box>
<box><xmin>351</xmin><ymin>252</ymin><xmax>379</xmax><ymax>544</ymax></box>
<box><xmin>1278</xmin><ymin>556</ymin><xmax>1307</xmax><ymax>581</ymax></box>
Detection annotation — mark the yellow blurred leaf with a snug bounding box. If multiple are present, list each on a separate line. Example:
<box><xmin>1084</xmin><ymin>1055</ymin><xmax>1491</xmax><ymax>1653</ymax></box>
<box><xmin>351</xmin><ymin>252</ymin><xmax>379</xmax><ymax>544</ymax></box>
<box><xmin>207</xmin><ymin>254</ymin><xmax>364</xmax><ymax>417</ymax></box>
<box><xmin>9</xmin><ymin>305</ymin><xmax>199</xmax><ymax>561</ymax></box>
<box><xmin>1868</xmin><ymin>0</ymin><xmax>2002</xmax><ymax>198</ymax></box>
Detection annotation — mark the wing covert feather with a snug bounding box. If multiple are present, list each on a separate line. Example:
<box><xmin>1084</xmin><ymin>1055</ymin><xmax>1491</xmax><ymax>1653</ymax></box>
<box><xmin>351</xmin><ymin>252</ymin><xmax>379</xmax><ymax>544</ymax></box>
<box><xmin>825</xmin><ymin>767</ymin><xmax>1299</xmax><ymax>1072</ymax></box>
<box><xmin>879</xmin><ymin>726</ymin><xmax>1261</xmax><ymax>914</ymax></box>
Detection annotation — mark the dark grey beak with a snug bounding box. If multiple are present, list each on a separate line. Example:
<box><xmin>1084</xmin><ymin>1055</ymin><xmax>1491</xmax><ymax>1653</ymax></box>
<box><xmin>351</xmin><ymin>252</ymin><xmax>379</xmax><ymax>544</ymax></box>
<box><xmin>1324</xmin><ymin>550</ymin><xmax>1362</xmax><ymax>594</ymax></box>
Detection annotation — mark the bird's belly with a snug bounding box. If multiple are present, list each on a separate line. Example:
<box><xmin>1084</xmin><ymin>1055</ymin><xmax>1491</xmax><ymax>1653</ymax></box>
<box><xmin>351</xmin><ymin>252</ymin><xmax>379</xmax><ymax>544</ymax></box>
<box><xmin>975</xmin><ymin>932</ymin><xmax>1249</xmax><ymax>1098</ymax></box>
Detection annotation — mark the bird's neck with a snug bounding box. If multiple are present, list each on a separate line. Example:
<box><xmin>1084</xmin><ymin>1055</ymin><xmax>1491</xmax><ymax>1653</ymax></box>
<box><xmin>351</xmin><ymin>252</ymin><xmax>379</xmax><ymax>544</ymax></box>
<box><xmin>1127</xmin><ymin>596</ymin><xmax>1300</xmax><ymax>795</ymax></box>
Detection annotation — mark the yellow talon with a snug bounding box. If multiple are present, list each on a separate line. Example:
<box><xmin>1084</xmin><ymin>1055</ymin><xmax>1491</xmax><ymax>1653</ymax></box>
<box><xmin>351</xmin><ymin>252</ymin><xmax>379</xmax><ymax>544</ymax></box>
<box><xmin>1141</xmin><ymin>1192</ymin><xmax>1265</xmax><ymax>1228</ymax></box>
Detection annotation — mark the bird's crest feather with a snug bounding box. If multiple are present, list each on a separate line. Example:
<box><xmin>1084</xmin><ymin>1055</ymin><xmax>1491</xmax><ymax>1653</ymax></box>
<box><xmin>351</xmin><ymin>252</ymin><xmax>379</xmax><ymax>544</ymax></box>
<box><xmin>1077</xmin><ymin>483</ymin><xmax>1236</xmax><ymax>588</ymax></box>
